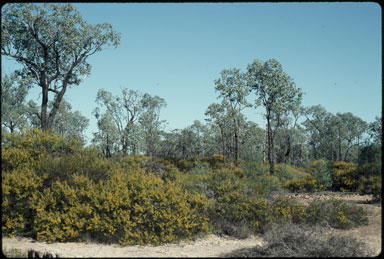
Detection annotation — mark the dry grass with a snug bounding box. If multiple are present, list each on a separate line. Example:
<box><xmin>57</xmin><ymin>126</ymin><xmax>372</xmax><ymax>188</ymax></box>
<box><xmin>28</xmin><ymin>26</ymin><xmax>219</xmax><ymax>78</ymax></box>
<box><xmin>222</xmin><ymin>223</ymin><xmax>372</xmax><ymax>257</ymax></box>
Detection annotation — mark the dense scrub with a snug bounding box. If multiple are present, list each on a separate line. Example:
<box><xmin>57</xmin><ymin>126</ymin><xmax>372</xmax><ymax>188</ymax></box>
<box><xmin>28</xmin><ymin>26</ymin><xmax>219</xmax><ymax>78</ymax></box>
<box><xmin>2</xmin><ymin>129</ymin><xmax>378</xmax><ymax>246</ymax></box>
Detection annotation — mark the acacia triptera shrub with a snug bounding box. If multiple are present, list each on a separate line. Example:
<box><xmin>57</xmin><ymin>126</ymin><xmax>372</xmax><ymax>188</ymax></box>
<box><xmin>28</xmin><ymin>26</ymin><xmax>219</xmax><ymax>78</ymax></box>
<box><xmin>283</xmin><ymin>173</ymin><xmax>317</xmax><ymax>192</ymax></box>
<box><xmin>269</xmin><ymin>196</ymin><xmax>307</xmax><ymax>225</ymax></box>
<box><xmin>356</xmin><ymin>162</ymin><xmax>382</xmax><ymax>201</ymax></box>
<box><xmin>201</xmin><ymin>154</ymin><xmax>225</xmax><ymax>170</ymax></box>
<box><xmin>28</xmin><ymin>168</ymin><xmax>209</xmax><ymax>245</ymax></box>
<box><xmin>2</xmin><ymin>128</ymin><xmax>81</xmax><ymax>165</ymax></box>
<box><xmin>331</xmin><ymin>161</ymin><xmax>359</xmax><ymax>192</ymax></box>
<box><xmin>2</xmin><ymin>167</ymin><xmax>43</xmax><ymax>237</ymax></box>
<box><xmin>1</xmin><ymin>128</ymin><xmax>85</xmax><ymax>184</ymax></box>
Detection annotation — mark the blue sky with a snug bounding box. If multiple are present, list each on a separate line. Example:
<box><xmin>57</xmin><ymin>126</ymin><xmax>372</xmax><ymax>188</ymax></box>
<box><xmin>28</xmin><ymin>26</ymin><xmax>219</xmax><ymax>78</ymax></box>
<box><xmin>1</xmin><ymin>2</ymin><xmax>381</xmax><ymax>144</ymax></box>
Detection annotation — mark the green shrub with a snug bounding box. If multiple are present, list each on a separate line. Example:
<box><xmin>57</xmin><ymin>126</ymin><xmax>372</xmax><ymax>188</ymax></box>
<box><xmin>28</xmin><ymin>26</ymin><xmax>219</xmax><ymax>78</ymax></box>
<box><xmin>176</xmin><ymin>158</ymin><xmax>195</xmax><ymax>172</ymax></box>
<box><xmin>308</xmin><ymin>159</ymin><xmax>333</xmax><ymax>190</ymax></box>
<box><xmin>244</xmin><ymin>169</ymin><xmax>281</xmax><ymax>197</ymax></box>
<box><xmin>275</xmin><ymin>164</ymin><xmax>306</xmax><ymax>185</ymax></box>
<box><xmin>34</xmin><ymin>147</ymin><xmax>115</xmax><ymax>187</ymax></box>
<box><xmin>206</xmin><ymin>168</ymin><xmax>272</xmax><ymax>236</ymax></box>
<box><xmin>304</xmin><ymin>199</ymin><xmax>368</xmax><ymax>229</ymax></box>
<box><xmin>190</xmin><ymin>160</ymin><xmax>212</xmax><ymax>175</ymax></box>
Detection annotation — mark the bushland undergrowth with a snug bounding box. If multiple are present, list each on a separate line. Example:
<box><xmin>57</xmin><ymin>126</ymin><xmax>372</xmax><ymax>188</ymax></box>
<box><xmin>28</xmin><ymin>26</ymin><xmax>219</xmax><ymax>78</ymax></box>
<box><xmin>2</xmin><ymin>129</ymin><xmax>379</xmax><ymax>246</ymax></box>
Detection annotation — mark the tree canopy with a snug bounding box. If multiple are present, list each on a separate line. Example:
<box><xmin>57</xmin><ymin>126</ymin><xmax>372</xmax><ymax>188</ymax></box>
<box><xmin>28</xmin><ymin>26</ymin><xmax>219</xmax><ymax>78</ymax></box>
<box><xmin>1</xmin><ymin>3</ymin><xmax>120</xmax><ymax>130</ymax></box>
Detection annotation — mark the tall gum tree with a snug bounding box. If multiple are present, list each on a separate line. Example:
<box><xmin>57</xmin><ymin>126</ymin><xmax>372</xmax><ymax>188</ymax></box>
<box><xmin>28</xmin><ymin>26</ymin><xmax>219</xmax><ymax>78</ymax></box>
<box><xmin>247</xmin><ymin>59</ymin><xmax>302</xmax><ymax>175</ymax></box>
<box><xmin>1</xmin><ymin>3</ymin><xmax>120</xmax><ymax>130</ymax></box>
<box><xmin>214</xmin><ymin>68</ymin><xmax>250</xmax><ymax>166</ymax></box>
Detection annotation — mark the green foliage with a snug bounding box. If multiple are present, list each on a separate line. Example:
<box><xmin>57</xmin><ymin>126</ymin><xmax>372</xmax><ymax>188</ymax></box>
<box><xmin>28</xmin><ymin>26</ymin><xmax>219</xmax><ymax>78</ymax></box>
<box><xmin>275</xmin><ymin>163</ymin><xmax>306</xmax><ymax>185</ymax></box>
<box><xmin>308</xmin><ymin>159</ymin><xmax>333</xmax><ymax>190</ymax></box>
<box><xmin>245</xmin><ymin>174</ymin><xmax>281</xmax><ymax>197</ymax></box>
<box><xmin>1</xmin><ymin>128</ymin><xmax>373</xmax><ymax>247</ymax></box>
<box><xmin>205</xmin><ymin>168</ymin><xmax>269</xmax><ymax>236</ymax></box>
<box><xmin>190</xmin><ymin>160</ymin><xmax>212</xmax><ymax>175</ymax></box>
<box><xmin>36</xmin><ymin>146</ymin><xmax>114</xmax><ymax>186</ymax></box>
<box><xmin>2</xmin><ymin>3</ymin><xmax>121</xmax><ymax>130</ymax></box>
<box><xmin>1</xmin><ymin>72</ymin><xmax>31</xmax><ymax>133</ymax></box>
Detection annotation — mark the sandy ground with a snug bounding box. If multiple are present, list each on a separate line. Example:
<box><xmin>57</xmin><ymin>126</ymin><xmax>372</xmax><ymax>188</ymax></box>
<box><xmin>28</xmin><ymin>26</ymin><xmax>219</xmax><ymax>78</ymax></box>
<box><xmin>2</xmin><ymin>234</ymin><xmax>264</xmax><ymax>258</ymax></box>
<box><xmin>2</xmin><ymin>193</ymin><xmax>381</xmax><ymax>258</ymax></box>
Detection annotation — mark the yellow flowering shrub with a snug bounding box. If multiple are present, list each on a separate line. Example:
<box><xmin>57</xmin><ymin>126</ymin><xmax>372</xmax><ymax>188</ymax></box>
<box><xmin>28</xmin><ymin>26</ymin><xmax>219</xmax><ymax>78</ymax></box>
<box><xmin>202</xmin><ymin>154</ymin><xmax>225</xmax><ymax>170</ymax></box>
<box><xmin>94</xmin><ymin>168</ymin><xmax>209</xmax><ymax>245</ymax></box>
<box><xmin>27</xmin><ymin>168</ymin><xmax>209</xmax><ymax>245</ymax></box>
<box><xmin>1</xmin><ymin>128</ymin><xmax>83</xmax><ymax>177</ymax></box>
<box><xmin>283</xmin><ymin>173</ymin><xmax>317</xmax><ymax>192</ymax></box>
<box><xmin>270</xmin><ymin>196</ymin><xmax>307</xmax><ymax>225</ymax></box>
<box><xmin>358</xmin><ymin>175</ymin><xmax>382</xmax><ymax>201</ymax></box>
<box><xmin>232</xmin><ymin>167</ymin><xmax>245</xmax><ymax>178</ymax></box>
<box><xmin>2</xmin><ymin>128</ymin><xmax>81</xmax><ymax>158</ymax></box>
<box><xmin>331</xmin><ymin>161</ymin><xmax>359</xmax><ymax>192</ymax></box>
<box><xmin>2</xmin><ymin>168</ymin><xmax>43</xmax><ymax>237</ymax></box>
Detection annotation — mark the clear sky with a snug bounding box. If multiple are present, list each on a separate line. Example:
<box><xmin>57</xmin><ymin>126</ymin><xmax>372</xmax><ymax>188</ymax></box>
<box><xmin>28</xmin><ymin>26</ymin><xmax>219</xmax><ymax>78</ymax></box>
<box><xmin>1</xmin><ymin>2</ymin><xmax>381</xmax><ymax>144</ymax></box>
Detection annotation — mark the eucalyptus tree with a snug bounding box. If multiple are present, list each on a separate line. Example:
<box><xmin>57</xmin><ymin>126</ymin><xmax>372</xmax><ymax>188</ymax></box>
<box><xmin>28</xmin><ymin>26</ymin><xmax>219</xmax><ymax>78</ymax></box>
<box><xmin>359</xmin><ymin>116</ymin><xmax>381</xmax><ymax>164</ymax></box>
<box><xmin>303</xmin><ymin>105</ymin><xmax>337</xmax><ymax>161</ymax></box>
<box><xmin>25</xmin><ymin>98</ymin><xmax>89</xmax><ymax>143</ymax></box>
<box><xmin>247</xmin><ymin>59</ymin><xmax>302</xmax><ymax>175</ymax></box>
<box><xmin>334</xmin><ymin>112</ymin><xmax>368</xmax><ymax>162</ymax></box>
<box><xmin>139</xmin><ymin>94</ymin><xmax>167</xmax><ymax>156</ymax></box>
<box><xmin>158</xmin><ymin>129</ymin><xmax>181</xmax><ymax>158</ymax></box>
<box><xmin>214</xmin><ymin>68</ymin><xmax>250</xmax><ymax>166</ymax></box>
<box><xmin>205</xmin><ymin>101</ymin><xmax>232</xmax><ymax>162</ymax></box>
<box><xmin>94</xmin><ymin>88</ymin><xmax>143</xmax><ymax>155</ymax></box>
<box><xmin>1</xmin><ymin>73</ymin><xmax>31</xmax><ymax>133</ymax></box>
<box><xmin>92</xmin><ymin>113</ymin><xmax>120</xmax><ymax>157</ymax></box>
<box><xmin>1</xmin><ymin>3</ymin><xmax>120</xmax><ymax>130</ymax></box>
<box><xmin>368</xmin><ymin>116</ymin><xmax>382</xmax><ymax>145</ymax></box>
<box><xmin>274</xmin><ymin>106</ymin><xmax>304</xmax><ymax>164</ymax></box>
<box><xmin>239</xmin><ymin>121</ymin><xmax>266</xmax><ymax>163</ymax></box>
<box><xmin>51</xmin><ymin>99</ymin><xmax>89</xmax><ymax>144</ymax></box>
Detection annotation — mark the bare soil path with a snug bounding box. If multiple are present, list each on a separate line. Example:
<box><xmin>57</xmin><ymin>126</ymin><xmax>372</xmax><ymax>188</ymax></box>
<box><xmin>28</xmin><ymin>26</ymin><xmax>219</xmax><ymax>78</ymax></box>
<box><xmin>2</xmin><ymin>193</ymin><xmax>381</xmax><ymax>257</ymax></box>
